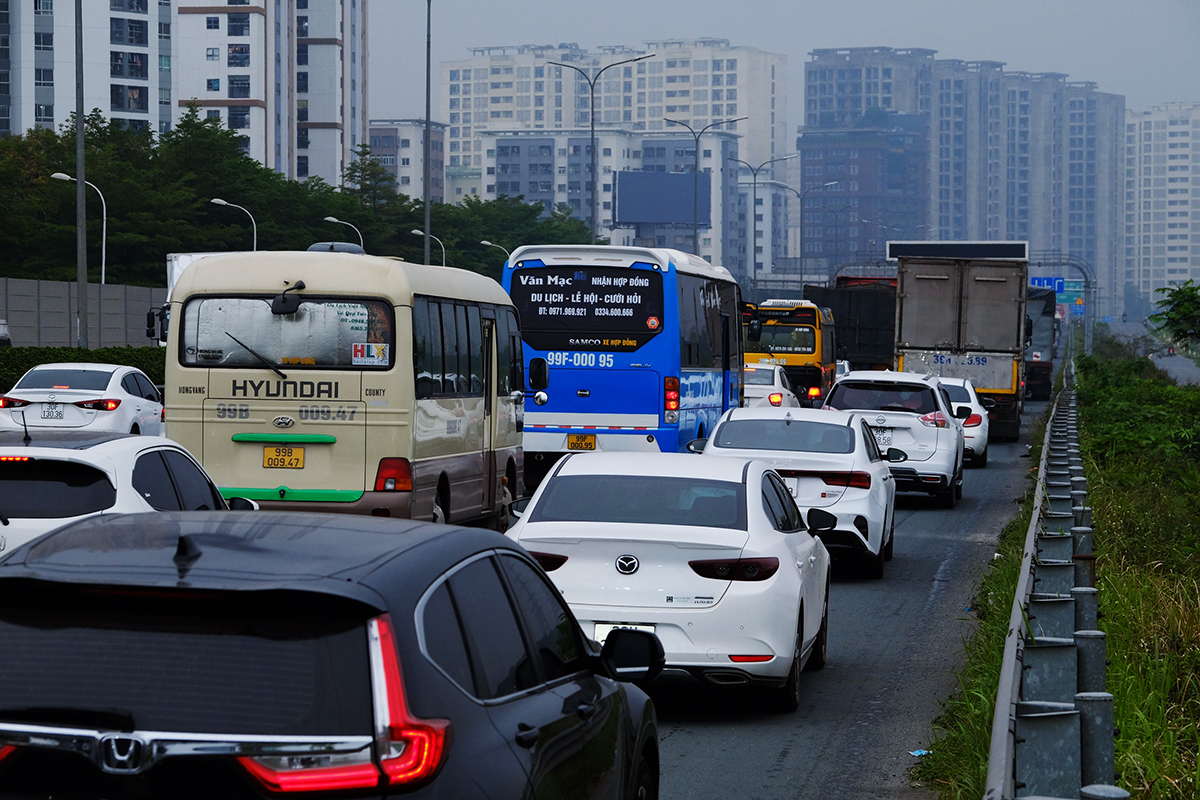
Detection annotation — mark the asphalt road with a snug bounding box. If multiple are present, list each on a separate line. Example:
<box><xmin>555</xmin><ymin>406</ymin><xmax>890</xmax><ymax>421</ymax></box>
<box><xmin>1104</xmin><ymin>320</ymin><xmax>1200</xmax><ymax>385</ymax></box>
<box><xmin>653</xmin><ymin>402</ymin><xmax>1048</xmax><ymax>799</ymax></box>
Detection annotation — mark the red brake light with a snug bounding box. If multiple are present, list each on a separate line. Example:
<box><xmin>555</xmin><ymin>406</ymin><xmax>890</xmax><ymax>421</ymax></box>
<box><xmin>819</xmin><ymin>471</ymin><xmax>872</xmax><ymax>490</ymax></box>
<box><xmin>0</xmin><ymin>456</ymin><xmax>32</xmax><ymax>462</ymax></box>
<box><xmin>729</xmin><ymin>655</ymin><xmax>774</xmax><ymax>663</ymax></box>
<box><xmin>807</xmin><ymin>386</ymin><xmax>822</xmax><ymax>399</ymax></box>
<box><xmin>374</xmin><ymin>458</ymin><xmax>413</xmax><ymax>492</ymax></box>
<box><xmin>0</xmin><ymin>397</ymin><xmax>32</xmax><ymax>409</ymax></box>
<box><xmin>73</xmin><ymin>398</ymin><xmax>121</xmax><ymax>412</ymax></box>
<box><xmin>918</xmin><ymin>410</ymin><xmax>949</xmax><ymax>428</ymax></box>
<box><xmin>768</xmin><ymin>392</ymin><xmax>784</xmax><ymax>406</ymax></box>
<box><xmin>530</xmin><ymin>551</ymin><xmax>568</xmax><ymax>572</ymax></box>
<box><xmin>238</xmin><ymin>758</ymin><xmax>380</xmax><ymax>793</ymax></box>
<box><xmin>964</xmin><ymin>413</ymin><xmax>984</xmax><ymax>427</ymax></box>
<box><xmin>664</xmin><ymin>376</ymin><xmax>680</xmax><ymax>412</ymax></box>
<box><xmin>689</xmin><ymin>557</ymin><xmax>779</xmax><ymax>582</ymax></box>
<box><xmin>0</xmin><ymin>744</ymin><xmax>17</xmax><ymax>764</ymax></box>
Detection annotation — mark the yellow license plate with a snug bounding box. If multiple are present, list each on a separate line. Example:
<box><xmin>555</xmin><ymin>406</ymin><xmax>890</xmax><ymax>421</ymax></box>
<box><xmin>567</xmin><ymin>434</ymin><xmax>596</xmax><ymax>451</ymax></box>
<box><xmin>263</xmin><ymin>445</ymin><xmax>305</xmax><ymax>469</ymax></box>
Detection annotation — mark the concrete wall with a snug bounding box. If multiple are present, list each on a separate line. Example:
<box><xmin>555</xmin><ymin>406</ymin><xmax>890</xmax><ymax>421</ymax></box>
<box><xmin>0</xmin><ymin>279</ymin><xmax>167</xmax><ymax>348</ymax></box>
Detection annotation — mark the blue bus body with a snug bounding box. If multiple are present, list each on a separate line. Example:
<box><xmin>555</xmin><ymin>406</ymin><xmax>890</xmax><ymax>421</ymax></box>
<box><xmin>502</xmin><ymin>245</ymin><xmax>744</xmax><ymax>490</ymax></box>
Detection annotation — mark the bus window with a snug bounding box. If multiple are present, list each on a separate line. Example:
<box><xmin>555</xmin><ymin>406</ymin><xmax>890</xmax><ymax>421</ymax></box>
<box><xmin>468</xmin><ymin>305</ymin><xmax>484</xmax><ymax>394</ymax></box>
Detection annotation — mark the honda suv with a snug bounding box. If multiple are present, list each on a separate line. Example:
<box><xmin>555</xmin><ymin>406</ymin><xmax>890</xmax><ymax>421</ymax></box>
<box><xmin>823</xmin><ymin>371</ymin><xmax>967</xmax><ymax>508</ymax></box>
<box><xmin>0</xmin><ymin>512</ymin><xmax>662</xmax><ymax>799</ymax></box>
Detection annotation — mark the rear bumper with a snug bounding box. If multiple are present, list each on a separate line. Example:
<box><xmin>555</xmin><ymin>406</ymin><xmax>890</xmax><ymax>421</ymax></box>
<box><xmin>248</xmin><ymin>491</ymin><xmax>414</xmax><ymax>519</ymax></box>
<box><xmin>888</xmin><ymin>466</ymin><xmax>951</xmax><ymax>494</ymax></box>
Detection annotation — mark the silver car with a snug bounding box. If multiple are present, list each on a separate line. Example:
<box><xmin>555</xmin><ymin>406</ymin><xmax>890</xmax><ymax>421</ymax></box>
<box><xmin>0</xmin><ymin>363</ymin><xmax>163</xmax><ymax>435</ymax></box>
<box><xmin>741</xmin><ymin>364</ymin><xmax>801</xmax><ymax>408</ymax></box>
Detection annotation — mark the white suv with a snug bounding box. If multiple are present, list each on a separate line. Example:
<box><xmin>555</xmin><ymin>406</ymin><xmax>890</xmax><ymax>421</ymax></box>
<box><xmin>823</xmin><ymin>371</ymin><xmax>967</xmax><ymax>508</ymax></box>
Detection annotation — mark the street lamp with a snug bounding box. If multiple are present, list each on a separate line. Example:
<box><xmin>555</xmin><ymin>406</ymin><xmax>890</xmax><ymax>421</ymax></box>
<box><xmin>422</xmin><ymin>0</ymin><xmax>432</xmax><ymax>267</ymax></box>
<box><xmin>665</xmin><ymin>115</ymin><xmax>747</xmax><ymax>253</ymax></box>
<box><xmin>480</xmin><ymin>240</ymin><xmax>511</xmax><ymax>258</ymax></box>
<box><xmin>549</xmin><ymin>52</ymin><xmax>656</xmax><ymax>244</ymax></box>
<box><xmin>731</xmin><ymin>154</ymin><xmax>797</xmax><ymax>299</ymax></box>
<box><xmin>51</xmin><ymin>172</ymin><xmax>107</xmax><ymax>285</ymax></box>
<box><xmin>784</xmin><ymin>180</ymin><xmax>837</xmax><ymax>282</ymax></box>
<box><xmin>323</xmin><ymin>216</ymin><xmax>364</xmax><ymax>249</ymax></box>
<box><xmin>411</xmin><ymin>229</ymin><xmax>445</xmax><ymax>266</ymax></box>
<box><xmin>211</xmin><ymin>198</ymin><xmax>257</xmax><ymax>250</ymax></box>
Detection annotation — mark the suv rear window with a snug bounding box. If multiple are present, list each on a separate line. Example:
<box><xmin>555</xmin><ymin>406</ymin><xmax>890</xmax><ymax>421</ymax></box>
<box><xmin>825</xmin><ymin>381</ymin><xmax>938</xmax><ymax>415</ymax></box>
<box><xmin>0</xmin><ymin>587</ymin><xmax>373</xmax><ymax>736</ymax></box>
<box><xmin>0</xmin><ymin>460</ymin><xmax>116</xmax><ymax>518</ymax></box>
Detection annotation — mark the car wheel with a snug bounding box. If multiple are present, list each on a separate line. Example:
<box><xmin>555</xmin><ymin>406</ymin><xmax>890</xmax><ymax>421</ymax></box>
<box><xmin>774</xmin><ymin>617</ymin><xmax>802</xmax><ymax>713</ymax></box>
<box><xmin>883</xmin><ymin>517</ymin><xmax>895</xmax><ymax>561</ymax></box>
<box><xmin>804</xmin><ymin>584</ymin><xmax>829</xmax><ymax>671</ymax></box>
<box><xmin>632</xmin><ymin>751</ymin><xmax>657</xmax><ymax>800</ymax></box>
<box><xmin>940</xmin><ymin>481</ymin><xmax>957</xmax><ymax>509</ymax></box>
<box><xmin>130</xmin><ymin>424</ymin><xmax>140</xmax><ymax>435</ymax></box>
<box><xmin>865</xmin><ymin>538</ymin><xmax>885</xmax><ymax>579</ymax></box>
<box><xmin>954</xmin><ymin>469</ymin><xmax>964</xmax><ymax>500</ymax></box>
<box><xmin>976</xmin><ymin>447</ymin><xmax>988</xmax><ymax>468</ymax></box>
<box><xmin>432</xmin><ymin>483</ymin><xmax>448</xmax><ymax>524</ymax></box>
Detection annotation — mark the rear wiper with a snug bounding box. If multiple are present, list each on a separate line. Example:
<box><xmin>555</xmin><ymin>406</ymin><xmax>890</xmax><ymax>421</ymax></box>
<box><xmin>0</xmin><ymin>706</ymin><xmax>136</xmax><ymax>731</ymax></box>
<box><xmin>226</xmin><ymin>332</ymin><xmax>287</xmax><ymax>379</ymax></box>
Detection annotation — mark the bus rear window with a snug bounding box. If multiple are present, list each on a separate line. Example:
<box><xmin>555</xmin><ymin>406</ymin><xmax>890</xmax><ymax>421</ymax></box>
<box><xmin>179</xmin><ymin>296</ymin><xmax>394</xmax><ymax>370</ymax></box>
<box><xmin>759</xmin><ymin>325</ymin><xmax>815</xmax><ymax>354</ymax></box>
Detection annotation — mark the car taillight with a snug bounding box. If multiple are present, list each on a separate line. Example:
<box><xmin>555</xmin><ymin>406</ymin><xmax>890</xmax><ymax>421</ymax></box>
<box><xmin>964</xmin><ymin>413</ymin><xmax>983</xmax><ymax>427</ymax></box>
<box><xmin>919</xmin><ymin>410</ymin><xmax>949</xmax><ymax>428</ymax></box>
<box><xmin>374</xmin><ymin>458</ymin><xmax>413</xmax><ymax>492</ymax></box>
<box><xmin>0</xmin><ymin>744</ymin><xmax>17</xmax><ymax>765</ymax></box>
<box><xmin>530</xmin><ymin>552</ymin><xmax>568</xmax><ymax>572</ymax></box>
<box><xmin>689</xmin><ymin>557</ymin><xmax>779</xmax><ymax>582</ymax></box>
<box><xmin>807</xmin><ymin>386</ymin><xmax>822</xmax><ymax>400</ymax></box>
<box><xmin>0</xmin><ymin>396</ymin><xmax>31</xmax><ymax>409</ymax></box>
<box><xmin>664</xmin><ymin>376</ymin><xmax>680</xmax><ymax>423</ymax></box>
<box><xmin>819</xmin><ymin>471</ymin><xmax>872</xmax><ymax>490</ymax></box>
<box><xmin>768</xmin><ymin>392</ymin><xmax>784</xmax><ymax>406</ymax></box>
<box><xmin>369</xmin><ymin>615</ymin><xmax>449</xmax><ymax>785</ymax></box>
<box><xmin>161</xmin><ymin>407</ymin><xmax>166</xmax><ymax>422</ymax></box>
<box><xmin>0</xmin><ymin>456</ymin><xmax>31</xmax><ymax>462</ymax></box>
<box><xmin>239</xmin><ymin>756</ymin><xmax>380</xmax><ymax>793</ymax></box>
<box><xmin>74</xmin><ymin>398</ymin><xmax>121</xmax><ymax>411</ymax></box>
<box><xmin>729</xmin><ymin>655</ymin><xmax>774</xmax><ymax>663</ymax></box>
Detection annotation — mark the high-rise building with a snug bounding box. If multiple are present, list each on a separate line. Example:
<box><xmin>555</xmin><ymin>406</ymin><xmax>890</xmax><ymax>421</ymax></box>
<box><xmin>1124</xmin><ymin>102</ymin><xmax>1200</xmax><ymax>316</ymax></box>
<box><xmin>0</xmin><ymin>1</ymin><xmax>365</xmax><ymax>185</ymax></box>
<box><xmin>368</xmin><ymin>119</ymin><xmax>445</xmax><ymax>202</ymax></box>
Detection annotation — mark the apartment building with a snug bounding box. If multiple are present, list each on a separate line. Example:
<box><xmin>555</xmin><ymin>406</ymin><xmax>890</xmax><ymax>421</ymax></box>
<box><xmin>1124</xmin><ymin>102</ymin><xmax>1200</xmax><ymax>315</ymax></box>
<box><xmin>368</xmin><ymin>118</ymin><xmax>445</xmax><ymax>202</ymax></box>
<box><xmin>0</xmin><ymin>0</ymin><xmax>364</xmax><ymax>185</ymax></box>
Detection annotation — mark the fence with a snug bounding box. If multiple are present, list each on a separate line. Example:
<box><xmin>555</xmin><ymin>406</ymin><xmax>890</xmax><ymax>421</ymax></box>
<box><xmin>984</xmin><ymin>356</ymin><xmax>1127</xmax><ymax>799</ymax></box>
<box><xmin>0</xmin><ymin>278</ymin><xmax>167</xmax><ymax>349</ymax></box>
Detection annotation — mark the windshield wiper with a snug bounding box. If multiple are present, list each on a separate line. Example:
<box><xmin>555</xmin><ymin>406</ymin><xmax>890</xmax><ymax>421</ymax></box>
<box><xmin>226</xmin><ymin>332</ymin><xmax>287</xmax><ymax>379</ymax></box>
<box><xmin>0</xmin><ymin>706</ymin><xmax>136</xmax><ymax>732</ymax></box>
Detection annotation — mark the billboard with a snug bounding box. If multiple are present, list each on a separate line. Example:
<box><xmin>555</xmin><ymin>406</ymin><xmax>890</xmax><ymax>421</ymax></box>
<box><xmin>613</xmin><ymin>170</ymin><xmax>711</xmax><ymax>226</ymax></box>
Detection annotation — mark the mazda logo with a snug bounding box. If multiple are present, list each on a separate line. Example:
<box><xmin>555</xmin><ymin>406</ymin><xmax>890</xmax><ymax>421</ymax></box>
<box><xmin>615</xmin><ymin>555</ymin><xmax>639</xmax><ymax>575</ymax></box>
<box><xmin>272</xmin><ymin>416</ymin><xmax>296</xmax><ymax>428</ymax></box>
<box><xmin>98</xmin><ymin>734</ymin><xmax>147</xmax><ymax>774</ymax></box>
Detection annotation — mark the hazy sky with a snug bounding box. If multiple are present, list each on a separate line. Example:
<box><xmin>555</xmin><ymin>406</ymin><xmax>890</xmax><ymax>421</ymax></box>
<box><xmin>366</xmin><ymin>0</ymin><xmax>1200</xmax><ymax>131</ymax></box>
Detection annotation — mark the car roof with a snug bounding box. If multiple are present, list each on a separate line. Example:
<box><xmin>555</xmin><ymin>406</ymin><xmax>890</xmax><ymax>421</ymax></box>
<box><xmin>554</xmin><ymin>450</ymin><xmax>753</xmax><ymax>482</ymax></box>
<box><xmin>0</xmin><ymin>430</ymin><xmax>137</xmax><ymax>450</ymax></box>
<box><xmin>838</xmin><ymin>369</ymin><xmax>943</xmax><ymax>387</ymax></box>
<box><xmin>719</xmin><ymin>406</ymin><xmax>857</xmax><ymax>426</ymax></box>
<box><xmin>20</xmin><ymin>362</ymin><xmax>124</xmax><ymax>373</ymax></box>
<box><xmin>0</xmin><ymin>511</ymin><xmax>525</xmax><ymax>609</ymax></box>
<box><xmin>936</xmin><ymin>376</ymin><xmax>971</xmax><ymax>387</ymax></box>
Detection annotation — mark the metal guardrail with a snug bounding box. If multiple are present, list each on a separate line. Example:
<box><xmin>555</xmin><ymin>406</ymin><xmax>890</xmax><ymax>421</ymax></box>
<box><xmin>983</xmin><ymin>352</ymin><xmax>1128</xmax><ymax>800</ymax></box>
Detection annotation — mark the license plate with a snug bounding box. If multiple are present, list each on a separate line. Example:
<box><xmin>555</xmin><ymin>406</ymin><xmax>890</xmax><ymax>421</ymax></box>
<box><xmin>263</xmin><ymin>445</ymin><xmax>305</xmax><ymax>469</ymax></box>
<box><xmin>872</xmin><ymin>428</ymin><xmax>892</xmax><ymax>448</ymax></box>
<box><xmin>41</xmin><ymin>402</ymin><xmax>63</xmax><ymax>420</ymax></box>
<box><xmin>594</xmin><ymin>623</ymin><xmax>655</xmax><ymax>644</ymax></box>
<box><xmin>567</xmin><ymin>434</ymin><xmax>596</xmax><ymax>451</ymax></box>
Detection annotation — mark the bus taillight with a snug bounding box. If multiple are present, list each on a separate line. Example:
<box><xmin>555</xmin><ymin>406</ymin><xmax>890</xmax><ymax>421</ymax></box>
<box><xmin>664</xmin><ymin>377</ymin><xmax>680</xmax><ymax>423</ymax></box>
<box><xmin>374</xmin><ymin>458</ymin><xmax>414</xmax><ymax>492</ymax></box>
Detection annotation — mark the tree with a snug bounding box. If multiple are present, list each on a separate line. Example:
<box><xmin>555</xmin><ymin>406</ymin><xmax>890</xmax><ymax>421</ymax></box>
<box><xmin>342</xmin><ymin>143</ymin><xmax>396</xmax><ymax>210</ymax></box>
<box><xmin>1150</xmin><ymin>280</ymin><xmax>1200</xmax><ymax>349</ymax></box>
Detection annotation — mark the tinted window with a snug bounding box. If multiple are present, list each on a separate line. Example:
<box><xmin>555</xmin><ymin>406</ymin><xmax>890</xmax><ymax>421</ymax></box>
<box><xmin>743</xmin><ymin>369</ymin><xmax>775</xmax><ymax>386</ymax></box>
<box><xmin>16</xmin><ymin>368</ymin><xmax>113</xmax><ymax>391</ymax></box>
<box><xmin>121</xmin><ymin>374</ymin><xmax>141</xmax><ymax>396</ymax></box>
<box><xmin>711</xmin><ymin>419</ymin><xmax>853</xmax><ymax>454</ymax></box>
<box><xmin>767</xmin><ymin>474</ymin><xmax>803</xmax><ymax>532</ymax></box>
<box><xmin>133</xmin><ymin>372</ymin><xmax>160</xmax><ymax>402</ymax></box>
<box><xmin>132</xmin><ymin>450</ymin><xmax>181</xmax><ymax>510</ymax></box>
<box><xmin>942</xmin><ymin>383</ymin><xmax>972</xmax><ymax>403</ymax></box>
<box><xmin>861</xmin><ymin>421</ymin><xmax>882</xmax><ymax>462</ymax></box>
<box><xmin>447</xmin><ymin>557</ymin><xmax>536</xmax><ymax>699</ymax></box>
<box><xmin>413</xmin><ymin>297</ymin><xmax>433</xmax><ymax>399</ymax></box>
<box><xmin>825</xmin><ymin>381</ymin><xmax>937</xmax><ymax>415</ymax></box>
<box><xmin>530</xmin><ymin>474</ymin><xmax>747</xmax><ymax>530</ymax></box>
<box><xmin>0</xmin><ymin>460</ymin><xmax>116</xmax><ymax>518</ymax></box>
<box><xmin>467</xmin><ymin>305</ymin><xmax>484</xmax><ymax>394</ymax></box>
<box><xmin>498</xmin><ymin>554</ymin><xmax>586</xmax><ymax>682</ymax></box>
<box><xmin>758</xmin><ymin>324</ymin><xmax>815</xmax><ymax>354</ymax></box>
<box><xmin>162</xmin><ymin>450</ymin><xmax>223</xmax><ymax>510</ymax></box>
<box><xmin>761</xmin><ymin>477</ymin><xmax>790</xmax><ymax>531</ymax></box>
<box><xmin>422</xmin><ymin>582</ymin><xmax>476</xmax><ymax>692</ymax></box>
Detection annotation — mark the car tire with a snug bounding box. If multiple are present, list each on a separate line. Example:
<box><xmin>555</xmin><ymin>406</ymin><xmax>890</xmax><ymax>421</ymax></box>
<box><xmin>865</xmin><ymin>539</ymin><xmax>885</xmax><ymax>579</ymax></box>
<box><xmin>774</xmin><ymin>617</ymin><xmax>803</xmax><ymax>713</ymax></box>
<box><xmin>883</xmin><ymin>517</ymin><xmax>895</xmax><ymax>561</ymax></box>
<box><xmin>632</xmin><ymin>751</ymin><xmax>658</xmax><ymax>800</ymax></box>
<box><xmin>954</xmin><ymin>468</ymin><xmax>964</xmax><ymax>500</ymax></box>
<box><xmin>805</xmin><ymin>585</ymin><xmax>829</xmax><ymax>671</ymax></box>
<box><xmin>976</xmin><ymin>447</ymin><xmax>988</xmax><ymax>468</ymax></box>
<box><xmin>432</xmin><ymin>483</ymin><xmax>448</xmax><ymax>524</ymax></box>
<box><xmin>940</xmin><ymin>480</ymin><xmax>957</xmax><ymax>509</ymax></box>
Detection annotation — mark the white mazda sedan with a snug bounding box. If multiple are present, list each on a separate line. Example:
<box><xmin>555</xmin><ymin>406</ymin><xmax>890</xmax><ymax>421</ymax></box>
<box><xmin>741</xmin><ymin>364</ymin><xmax>801</xmax><ymax>408</ymax></box>
<box><xmin>507</xmin><ymin>451</ymin><xmax>831</xmax><ymax>712</ymax></box>
<box><xmin>693</xmin><ymin>406</ymin><xmax>906</xmax><ymax>578</ymax></box>
<box><xmin>0</xmin><ymin>363</ymin><xmax>163</xmax><ymax>435</ymax></box>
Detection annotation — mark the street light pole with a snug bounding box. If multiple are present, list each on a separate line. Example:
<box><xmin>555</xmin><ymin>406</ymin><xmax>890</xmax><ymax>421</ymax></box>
<box><xmin>549</xmin><ymin>53</ymin><xmax>655</xmax><ymax>244</ymax></box>
<box><xmin>52</xmin><ymin>173</ymin><xmax>107</xmax><ymax>285</ymax></box>
<box><xmin>732</xmin><ymin>154</ymin><xmax>797</xmax><ymax>300</ymax></box>
<box><xmin>323</xmin><ymin>216</ymin><xmax>364</xmax><ymax>248</ymax></box>
<box><xmin>480</xmin><ymin>239</ymin><xmax>511</xmax><ymax>258</ymax></box>
<box><xmin>210</xmin><ymin>198</ymin><xmax>257</xmax><ymax>250</ymax></box>
<box><xmin>411</xmin><ymin>229</ymin><xmax>445</xmax><ymax>266</ymax></box>
<box><xmin>74</xmin><ymin>0</ymin><xmax>87</xmax><ymax>348</ymax></box>
<box><xmin>785</xmin><ymin>180</ymin><xmax>837</xmax><ymax>283</ymax></box>
<box><xmin>422</xmin><ymin>0</ymin><xmax>432</xmax><ymax>266</ymax></box>
<box><xmin>665</xmin><ymin>115</ymin><xmax>747</xmax><ymax>254</ymax></box>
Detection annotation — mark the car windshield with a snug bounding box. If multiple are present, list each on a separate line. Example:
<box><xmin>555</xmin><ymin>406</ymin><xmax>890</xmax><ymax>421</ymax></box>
<box><xmin>15</xmin><ymin>368</ymin><xmax>112</xmax><ymax>391</ymax></box>
<box><xmin>0</xmin><ymin>460</ymin><xmax>116</xmax><ymax>517</ymax></box>
<box><xmin>942</xmin><ymin>384</ymin><xmax>972</xmax><ymax>403</ymax></box>
<box><xmin>743</xmin><ymin>369</ymin><xmax>775</xmax><ymax>386</ymax></box>
<box><xmin>711</xmin><ymin>419</ymin><xmax>854</xmax><ymax>454</ymax></box>
<box><xmin>825</xmin><ymin>381</ymin><xmax>938</xmax><ymax>415</ymax></box>
<box><xmin>529</xmin><ymin>474</ymin><xmax>747</xmax><ymax>530</ymax></box>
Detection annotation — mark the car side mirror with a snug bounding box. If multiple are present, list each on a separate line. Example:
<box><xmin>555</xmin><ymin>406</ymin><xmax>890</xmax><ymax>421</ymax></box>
<box><xmin>980</xmin><ymin>397</ymin><xmax>996</xmax><ymax>409</ymax></box>
<box><xmin>806</xmin><ymin>507</ymin><xmax>837</xmax><ymax>533</ymax></box>
<box><xmin>885</xmin><ymin>447</ymin><xmax>908</xmax><ymax>463</ymax></box>
<box><xmin>528</xmin><ymin>357</ymin><xmax>549</xmax><ymax>392</ymax></box>
<box><xmin>747</xmin><ymin>319</ymin><xmax>762</xmax><ymax>342</ymax></box>
<box><xmin>270</xmin><ymin>281</ymin><xmax>306</xmax><ymax>315</ymax></box>
<box><xmin>599</xmin><ymin>628</ymin><xmax>665</xmax><ymax>683</ymax></box>
<box><xmin>686</xmin><ymin>438</ymin><xmax>707</xmax><ymax>454</ymax></box>
<box><xmin>955</xmin><ymin>406</ymin><xmax>971</xmax><ymax>419</ymax></box>
<box><xmin>506</xmin><ymin>496</ymin><xmax>531</xmax><ymax>520</ymax></box>
<box><xmin>226</xmin><ymin>497</ymin><xmax>259</xmax><ymax>511</ymax></box>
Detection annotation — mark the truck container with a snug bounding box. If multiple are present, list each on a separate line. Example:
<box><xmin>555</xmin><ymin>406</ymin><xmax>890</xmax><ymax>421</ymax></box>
<box><xmin>1024</xmin><ymin>287</ymin><xmax>1058</xmax><ymax>400</ymax></box>
<box><xmin>803</xmin><ymin>280</ymin><xmax>895</xmax><ymax>371</ymax></box>
<box><xmin>889</xmin><ymin>241</ymin><xmax>1029</xmax><ymax>441</ymax></box>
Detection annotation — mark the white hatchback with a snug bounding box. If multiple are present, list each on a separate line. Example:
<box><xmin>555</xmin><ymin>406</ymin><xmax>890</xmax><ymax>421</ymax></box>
<box><xmin>0</xmin><ymin>363</ymin><xmax>163</xmax><ymax>435</ymax></box>
<box><xmin>694</xmin><ymin>406</ymin><xmax>904</xmax><ymax>578</ymax></box>
<box><xmin>507</xmin><ymin>451</ymin><xmax>831</xmax><ymax>712</ymax></box>
<box><xmin>741</xmin><ymin>364</ymin><xmax>801</xmax><ymax>408</ymax></box>
<box><xmin>938</xmin><ymin>377</ymin><xmax>991</xmax><ymax>467</ymax></box>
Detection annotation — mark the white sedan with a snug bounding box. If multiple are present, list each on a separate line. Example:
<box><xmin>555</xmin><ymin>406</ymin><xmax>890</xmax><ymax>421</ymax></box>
<box><xmin>694</xmin><ymin>406</ymin><xmax>904</xmax><ymax>578</ymax></box>
<box><xmin>742</xmin><ymin>364</ymin><xmax>801</xmax><ymax>408</ymax></box>
<box><xmin>507</xmin><ymin>451</ymin><xmax>831</xmax><ymax>712</ymax></box>
<box><xmin>938</xmin><ymin>377</ymin><xmax>991</xmax><ymax>467</ymax></box>
<box><xmin>0</xmin><ymin>363</ymin><xmax>163</xmax><ymax>435</ymax></box>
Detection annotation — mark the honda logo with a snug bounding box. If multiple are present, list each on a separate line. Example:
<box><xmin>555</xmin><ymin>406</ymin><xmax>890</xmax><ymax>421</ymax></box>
<box><xmin>272</xmin><ymin>416</ymin><xmax>296</xmax><ymax>429</ymax></box>
<box><xmin>615</xmin><ymin>555</ymin><xmax>639</xmax><ymax>575</ymax></box>
<box><xmin>98</xmin><ymin>734</ymin><xmax>147</xmax><ymax>774</ymax></box>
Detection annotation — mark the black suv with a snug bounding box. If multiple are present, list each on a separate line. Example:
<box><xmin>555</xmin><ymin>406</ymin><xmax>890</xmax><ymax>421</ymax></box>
<box><xmin>0</xmin><ymin>513</ymin><xmax>662</xmax><ymax>799</ymax></box>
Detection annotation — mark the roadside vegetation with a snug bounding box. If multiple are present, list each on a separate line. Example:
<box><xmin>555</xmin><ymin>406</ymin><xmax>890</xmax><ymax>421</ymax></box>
<box><xmin>913</xmin><ymin>327</ymin><xmax>1199</xmax><ymax>799</ymax></box>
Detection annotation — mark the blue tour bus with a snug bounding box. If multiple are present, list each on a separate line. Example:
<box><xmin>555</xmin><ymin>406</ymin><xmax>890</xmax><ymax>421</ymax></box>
<box><xmin>501</xmin><ymin>245</ymin><xmax>745</xmax><ymax>491</ymax></box>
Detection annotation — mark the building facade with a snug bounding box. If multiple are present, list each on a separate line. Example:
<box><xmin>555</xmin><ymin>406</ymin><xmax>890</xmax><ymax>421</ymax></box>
<box><xmin>368</xmin><ymin>119</ymin><xmax>444</xmax><ymax>202</ymax></box>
